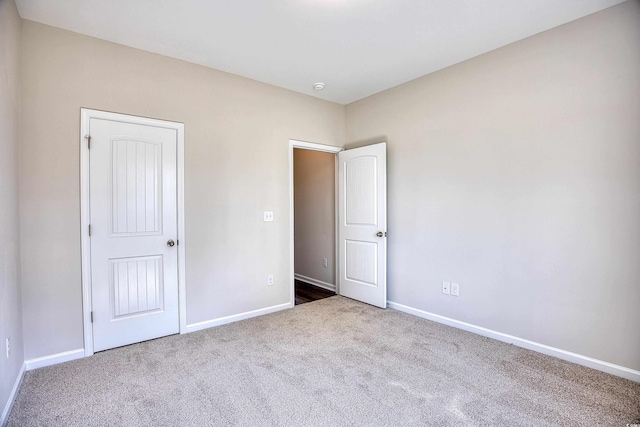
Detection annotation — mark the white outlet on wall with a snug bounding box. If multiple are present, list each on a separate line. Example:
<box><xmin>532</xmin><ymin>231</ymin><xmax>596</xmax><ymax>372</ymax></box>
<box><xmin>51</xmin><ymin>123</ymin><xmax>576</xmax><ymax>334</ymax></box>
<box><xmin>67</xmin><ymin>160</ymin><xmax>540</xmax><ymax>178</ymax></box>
<box><xmin>442</xmin><ymin>282</ymin><xmax>451</xmax><ymax>295</ymax></box>
<box><xmin>263</xmin><ymin>211</ymin><xmax>274</xmax><ymax>222</ymax></box>
<box><xmin>267</xmin><ymin>274</ymin><xmax>274</xmax><ymax>286</ymax></box>
<box><xmin>451</xmin><ymin>283</ymin><xmax>459</xmax><ymax>296</ymax></box>
<box><xmin>5</xmin><ymin>338</ymin><xmax>9</xmax><ymax>359</ymax></box>
<box><xmin>322</xmin><ymin>258</ymin><xmax>328</xmax><ymax>268</ymax></box>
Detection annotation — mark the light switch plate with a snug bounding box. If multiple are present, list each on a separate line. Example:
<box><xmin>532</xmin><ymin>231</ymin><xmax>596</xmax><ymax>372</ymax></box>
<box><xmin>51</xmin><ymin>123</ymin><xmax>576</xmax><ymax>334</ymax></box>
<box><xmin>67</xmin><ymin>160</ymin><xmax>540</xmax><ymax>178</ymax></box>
<box><xmin>451</xmin><ymin>283</ymin><xmax>459</xmax><ymax>296</ymax></box>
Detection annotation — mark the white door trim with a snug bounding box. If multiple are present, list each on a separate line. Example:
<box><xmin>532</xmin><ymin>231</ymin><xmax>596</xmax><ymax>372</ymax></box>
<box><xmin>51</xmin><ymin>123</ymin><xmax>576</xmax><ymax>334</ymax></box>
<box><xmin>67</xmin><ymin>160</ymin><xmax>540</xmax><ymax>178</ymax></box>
<box><xmin>289</xmin><ymin>139</ymin><xmax>343</xmax><ymax>306</ymax></box>
<box><xmin>80</xmin><ymin>108</ymin><xmax>186</xmax><ymax>356</ymax></box>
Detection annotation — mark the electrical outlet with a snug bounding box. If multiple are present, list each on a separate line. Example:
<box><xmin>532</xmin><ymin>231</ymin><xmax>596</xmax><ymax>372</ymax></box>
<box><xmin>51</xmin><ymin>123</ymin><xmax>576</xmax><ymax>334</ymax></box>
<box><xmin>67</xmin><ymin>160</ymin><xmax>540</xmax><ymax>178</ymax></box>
<box><xmin>263</xmin><ymin>211</ymin><xmax>274</xmax><ymax>222</ymax></box>
<box><xmin>322</xmin><ymin>258</ymin><xmax>328</xmax><ymax>268</ymax></box>
<box><xmin>451</xmin><ymin>283</ymin><xmax>459</xmax><ymax>296</ymax></box>
<box><xmin>442</xmin><ymin>282</ymin><xmax>451</xmax><ymax>295</ymax></box>
<box><xmin>267</xmin><ymin>274</ymin><xmax>274</xmax><ymax>286</ymax></box>
<box><xmin>5</xmin><ymin>338</ymin><xmax>9</xmax><ymax>359</ymax></box>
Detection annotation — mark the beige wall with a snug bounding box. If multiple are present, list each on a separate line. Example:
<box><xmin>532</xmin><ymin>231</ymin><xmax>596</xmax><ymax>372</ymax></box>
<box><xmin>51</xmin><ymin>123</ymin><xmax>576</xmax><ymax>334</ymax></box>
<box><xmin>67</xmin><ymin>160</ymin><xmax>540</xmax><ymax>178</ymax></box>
<box><xmin>19</xmin><ymin>20</ymin><xmax>345</xmax><ymax>360</ymax></box>
<box><xmin>294</xmin><ymin>149</ymin><xmax>336</xmax><ymax>287</ymax></box>
<box><xmin>346</xmin><ymin>1</ymin><xmax>640</xmax><ymax>370</ymax></box>
<box><xmin>0</xmin><ymin>0</ymin><xmax>24</xmax><ymax>416</ymax></box>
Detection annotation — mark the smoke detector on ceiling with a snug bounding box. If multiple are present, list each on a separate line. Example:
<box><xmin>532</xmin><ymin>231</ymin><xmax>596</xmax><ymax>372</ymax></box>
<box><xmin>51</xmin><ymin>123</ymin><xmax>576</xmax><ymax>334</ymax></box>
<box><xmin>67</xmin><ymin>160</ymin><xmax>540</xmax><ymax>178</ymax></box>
<box><xmin>314</xmin><ymin>82</ymin><xmax>325</xmax><ymax>91</ymax></box>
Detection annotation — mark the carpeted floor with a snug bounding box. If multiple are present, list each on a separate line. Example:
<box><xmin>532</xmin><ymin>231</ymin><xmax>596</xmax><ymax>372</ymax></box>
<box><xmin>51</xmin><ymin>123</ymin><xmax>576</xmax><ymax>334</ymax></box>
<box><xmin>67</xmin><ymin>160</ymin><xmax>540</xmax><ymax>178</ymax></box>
<box><xmin>8</xmin><ymin>296</ymin><xmax>640</xmax><ymax>426</ymax></box>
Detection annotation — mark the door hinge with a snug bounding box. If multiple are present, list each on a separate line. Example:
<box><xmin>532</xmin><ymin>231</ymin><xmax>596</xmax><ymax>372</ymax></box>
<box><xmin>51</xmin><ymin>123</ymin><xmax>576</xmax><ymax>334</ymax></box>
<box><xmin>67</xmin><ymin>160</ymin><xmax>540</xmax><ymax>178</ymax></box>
<box><xmin>85</xmin><ymin>135</ymin><xmax>91</xmax><ymax>149</ymax></box>
<box><xmin>88</xmin><ymin>224</ymin><xmax>92</xmax><ymax>236</ymax></box>
<box><xmin>90</xmin><ymin>311</ymin><xmax>94</xmax><ymax>323</ymax></box>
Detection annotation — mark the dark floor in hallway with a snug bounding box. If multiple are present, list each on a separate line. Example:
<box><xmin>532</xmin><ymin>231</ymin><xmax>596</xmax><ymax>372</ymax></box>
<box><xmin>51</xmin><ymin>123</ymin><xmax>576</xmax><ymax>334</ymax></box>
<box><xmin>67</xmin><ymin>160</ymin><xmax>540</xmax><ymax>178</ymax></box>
<box><xmin>294</xmin><ymin>280</ymin><xmax>335</xmax><ymax>305</ymax></box>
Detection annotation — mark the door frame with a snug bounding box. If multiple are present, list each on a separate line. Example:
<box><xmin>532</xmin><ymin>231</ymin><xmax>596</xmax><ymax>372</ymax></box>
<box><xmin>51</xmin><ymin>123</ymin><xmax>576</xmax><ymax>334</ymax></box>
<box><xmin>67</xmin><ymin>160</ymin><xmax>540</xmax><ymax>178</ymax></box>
<box><xmin>288</xmin><ymin>139</ymin><xmax>343</xmax><ymax>306</ymax></box>
<box><xmin>80</xmin><ymin>108</ymin><xmax>186</xmax><ymax>356</ymax></box>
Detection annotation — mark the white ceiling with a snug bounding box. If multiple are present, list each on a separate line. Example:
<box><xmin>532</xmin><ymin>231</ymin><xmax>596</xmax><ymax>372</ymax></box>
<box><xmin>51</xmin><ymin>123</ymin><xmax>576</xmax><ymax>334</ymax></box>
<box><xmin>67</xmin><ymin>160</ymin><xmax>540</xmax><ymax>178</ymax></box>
<box><xmin>15</xmin><ymin>0</ymin><xmax>625</xmax><ymax>105</ymax></box>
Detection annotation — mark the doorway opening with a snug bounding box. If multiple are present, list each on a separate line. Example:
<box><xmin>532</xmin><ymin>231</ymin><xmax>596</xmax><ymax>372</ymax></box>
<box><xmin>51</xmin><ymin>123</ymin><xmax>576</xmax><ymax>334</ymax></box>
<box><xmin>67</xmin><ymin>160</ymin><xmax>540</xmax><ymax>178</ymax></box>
<box><xmin>289</xmin><ymin>139</ymin><xmax>388</xmax><ymax>309</ymax></box>
<box><xmin>293</xmin><ymin>147</ymin><xmax>337</xmax><ymax>304</ymax></box>
<box><xmin>289</xmin><ymin>140</ymin><xmax>342</xmax><ymax>306</ymax></box>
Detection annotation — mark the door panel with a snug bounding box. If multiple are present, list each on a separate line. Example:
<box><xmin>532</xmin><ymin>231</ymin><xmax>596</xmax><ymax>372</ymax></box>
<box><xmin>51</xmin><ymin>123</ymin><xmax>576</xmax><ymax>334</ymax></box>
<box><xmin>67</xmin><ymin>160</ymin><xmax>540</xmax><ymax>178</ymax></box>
<box><xmin>345</xmin><ymin>156</ymin><xmax>378</xmax><ymax>226</ymax></box>
<box><xmin>345</xmin><ymin>240</ymin><xmax>378</xmax><ymax>286</ymax></box>
<box><xmin>90</xmin><ymin>118</ymin><xmax>179</xmax><ymax>352</ymax></box>
<box><xmin>338</xmin><ymin>143</ymin><xmax>387</xmax><ymax>308</ymax></box>
<box><xmin>111</xmin><ymin>139</ymin><xmax>162</xmax><ymax>235</ymax></box>
<box><xmin>110</xmin><ymin>256</ymin><xmax>163</xmax><ymax>317</ymax></box>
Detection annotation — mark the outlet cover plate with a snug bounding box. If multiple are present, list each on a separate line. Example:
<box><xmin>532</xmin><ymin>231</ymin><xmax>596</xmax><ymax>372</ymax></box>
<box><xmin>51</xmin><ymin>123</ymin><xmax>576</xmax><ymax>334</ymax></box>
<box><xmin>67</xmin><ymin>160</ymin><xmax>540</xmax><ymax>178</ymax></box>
<box><xmin>442</xmin><ymin>282</ymin><xmax>451</xmax><ymax>295</ymax></box>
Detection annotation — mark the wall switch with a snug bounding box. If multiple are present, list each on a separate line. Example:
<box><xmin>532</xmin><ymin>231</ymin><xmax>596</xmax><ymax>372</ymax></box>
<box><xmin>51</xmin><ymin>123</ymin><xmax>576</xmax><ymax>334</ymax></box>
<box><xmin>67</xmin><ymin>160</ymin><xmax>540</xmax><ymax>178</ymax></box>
<box><xmin>451</xmin><ymin>283</ymin><xmax>459</xmax><ymax>296</ymax></box>
<box><xmin>263</xmin><ymin>211</ymin><xmax>274</xmax><ymax>222</ymax></box>
<box><xmin>5</xmin><ymin>338</ymin><xmax>9</xmax><ymax>359</ymax></box>
<box><xmin>442</xmin><ymin>282</ymin><xmax>451</xmax><ymax>295</ymax></box>
<box><xmin>267</xmin><ymin>274</ymin><xmax>274</xmax><ymax>286</ymax></box>
<box><xmin>322</xmin><ymin>258</ymin><xmax>328</xmax><ymax>268</ymax></box>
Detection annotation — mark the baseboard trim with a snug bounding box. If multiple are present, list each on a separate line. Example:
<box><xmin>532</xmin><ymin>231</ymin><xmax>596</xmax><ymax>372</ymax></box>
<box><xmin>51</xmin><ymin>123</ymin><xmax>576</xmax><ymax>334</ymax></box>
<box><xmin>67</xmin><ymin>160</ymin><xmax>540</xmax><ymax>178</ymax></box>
<box><xmin>1</xmin><ymin>361</ymin><xmax>26</xmax><ymax>427</ymax></box>
<box><xmin>184</xmin><ymin>302</ymin><xmax>292</xmax><ymax>334</ymax></box>
<box><xmin>24</xmin><ymin>348</ymin><xmax>85</xmax><ymax>371</ymax></box>
<box><xmin>294</xmin><ymin>274</ymin><xmax>336</xmax><ymax>292</ymax></box>
<box><xmin>388</xmin><ymin>301</ymin><xmax>640</xmax><ymax>383</ymax></box>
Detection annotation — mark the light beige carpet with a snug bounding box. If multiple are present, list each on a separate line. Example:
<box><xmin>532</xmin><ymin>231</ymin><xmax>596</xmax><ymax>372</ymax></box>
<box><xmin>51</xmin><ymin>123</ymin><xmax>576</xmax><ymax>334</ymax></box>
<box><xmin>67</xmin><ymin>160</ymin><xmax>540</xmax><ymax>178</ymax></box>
<box><xmin>8</xmin><ymin>296</ymin><xmax>640</xmax><ymax>426</ymax></box>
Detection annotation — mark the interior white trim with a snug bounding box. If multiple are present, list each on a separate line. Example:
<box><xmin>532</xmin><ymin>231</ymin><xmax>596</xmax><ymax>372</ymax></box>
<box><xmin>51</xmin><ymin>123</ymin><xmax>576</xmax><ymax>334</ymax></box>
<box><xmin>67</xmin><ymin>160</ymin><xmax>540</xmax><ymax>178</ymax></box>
<box><xmin>294</xmin><ymin>273</ymin><xmax>336</xmax><ymax>292</ymax></box>
<box><xmin>289</xmin><ymin>140</ymin><xmax>344</xmax><ymax>154</ymax></box>
<box><xmin>1</xmin><ymin>362</ymin><xmax>26</xmax><ymax>427</ymax></box>
<box><xmin>289</xmin><ymin>139</ymin><xmax>343</xmax><ymax>306</ymax></box>
<box><xmin>388</xmin><ymin>301</ymin><xmax>640</xmax><ymax>383</ymax></box>
<box><xmin>333</xmin><ymin>154</ymin><xmax>340</xmax><ymax>296</ymax></box>
<box><xmin>80</xmin><ymin>108</ymin><xmax>186</xmax><ymax>356</ymax></box>
<box><xmin>24</xmin><ymin>349</ymin><xmax>85</xmax><ymax>371</ymax></box>
<box><xmin>184</xmin><ymin>302</ymin><xmax>291</xmax><ymax>333</ymax></box>
<box><xmin>176</xmin><ymin>125</ymin><xmax>187</xmax><ymax>334</ymax></box>
<box><xmin>80</xmin><ymin>109</ymin><xmax>93</xmax><ymax>356</ymax></box>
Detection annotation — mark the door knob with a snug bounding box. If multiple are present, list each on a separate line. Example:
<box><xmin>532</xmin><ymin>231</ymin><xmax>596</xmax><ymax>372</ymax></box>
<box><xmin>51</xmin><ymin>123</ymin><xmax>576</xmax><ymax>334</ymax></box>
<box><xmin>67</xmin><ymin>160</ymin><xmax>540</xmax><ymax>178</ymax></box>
<box><xmin>167</xmin><ymin>239</ymin><xmax>175</xmax><ymax>247</ymax></box>
<box><xmin>376</xmin><ymin>232</ymin><xmax>384</xmax><ymax>237</ymax></box>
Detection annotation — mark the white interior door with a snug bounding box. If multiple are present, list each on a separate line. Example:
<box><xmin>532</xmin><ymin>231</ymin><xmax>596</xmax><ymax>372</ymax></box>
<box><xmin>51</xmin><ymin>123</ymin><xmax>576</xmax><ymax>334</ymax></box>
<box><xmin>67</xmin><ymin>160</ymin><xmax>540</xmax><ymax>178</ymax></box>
<box><xmin>89</xmin><ymin>117</ymin><xmax>179</xmax><ymax>352</ymax></box>
<box><xmin>338</xmin><ymin>143</ymin><xmax>387</xmax><ymax>308</ymax></box>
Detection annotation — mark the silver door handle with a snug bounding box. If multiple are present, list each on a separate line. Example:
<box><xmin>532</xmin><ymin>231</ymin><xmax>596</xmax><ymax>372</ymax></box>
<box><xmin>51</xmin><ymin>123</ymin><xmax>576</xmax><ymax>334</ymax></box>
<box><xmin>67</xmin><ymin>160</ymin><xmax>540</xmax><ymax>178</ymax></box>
<box><xmin>376</xmin><ymin>232</ymin><xmax>384</xmax><ymax>237</ymax></box>
<box><xmin>167</xmin><ymin>239</ymin><xmax>175</xmax><ymax>247</ymax></box>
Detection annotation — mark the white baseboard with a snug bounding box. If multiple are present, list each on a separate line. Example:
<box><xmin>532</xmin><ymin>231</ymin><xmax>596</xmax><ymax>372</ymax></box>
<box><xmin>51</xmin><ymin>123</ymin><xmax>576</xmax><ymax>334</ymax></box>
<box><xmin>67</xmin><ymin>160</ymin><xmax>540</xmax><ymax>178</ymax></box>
<box><xmin>184</xmin><ymin>302</ymin><xmax>292</xmax><ymax>334</ymax></box>
<box><xmin>294</xmin><ymin>274</ymin><xmax>336</xmax><ymax>292</ymax></box>
<box><xmin>1</xmin><ymin>361</ymin><xmax>26</xmax><ymax>427</ymax></box>
<box><xmin>388</xmin><ymin>301</ymin><xmax>640</xmax><ymax>383</ymax></box>
<box><xmin>24</xmin><ymin>348</ymin><xmax>85</xmax><ymax>371</ymax></box>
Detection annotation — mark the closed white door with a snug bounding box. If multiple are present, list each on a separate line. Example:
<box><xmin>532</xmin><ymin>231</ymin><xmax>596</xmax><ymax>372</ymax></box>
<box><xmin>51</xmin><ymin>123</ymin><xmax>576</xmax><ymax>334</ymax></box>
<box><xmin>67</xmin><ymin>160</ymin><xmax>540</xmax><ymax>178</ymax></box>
<box><xmin>89</xmin><ymin>117</ymin><xmax>179</xmax><ymax>352</ymax></box>
<box><xmin>338</xmin><ymin>143</ymin><xmax>387</xmax><ymax>308</ymax></box>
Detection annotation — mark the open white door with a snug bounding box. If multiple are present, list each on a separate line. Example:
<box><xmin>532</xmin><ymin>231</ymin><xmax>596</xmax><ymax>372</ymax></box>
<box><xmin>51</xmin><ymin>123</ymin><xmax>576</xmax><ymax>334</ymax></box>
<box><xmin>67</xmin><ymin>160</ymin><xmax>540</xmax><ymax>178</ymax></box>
<box><xmin>338</xmin><ymin>143</ymin><xmax>387</xmax><ymax>308</ymax></box>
